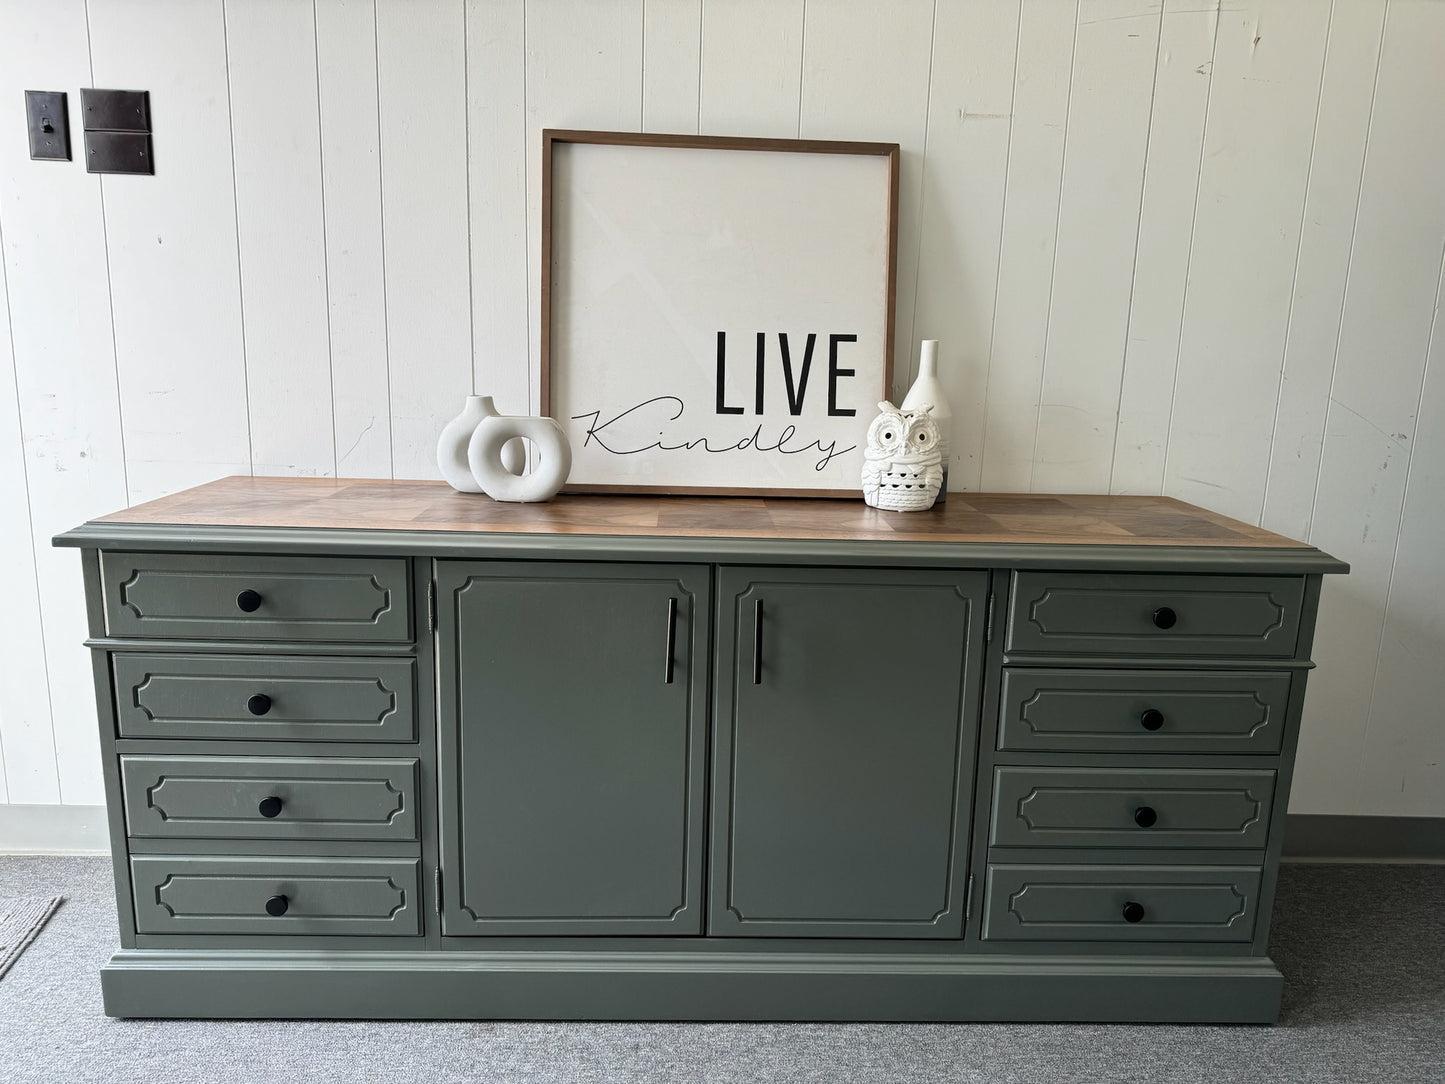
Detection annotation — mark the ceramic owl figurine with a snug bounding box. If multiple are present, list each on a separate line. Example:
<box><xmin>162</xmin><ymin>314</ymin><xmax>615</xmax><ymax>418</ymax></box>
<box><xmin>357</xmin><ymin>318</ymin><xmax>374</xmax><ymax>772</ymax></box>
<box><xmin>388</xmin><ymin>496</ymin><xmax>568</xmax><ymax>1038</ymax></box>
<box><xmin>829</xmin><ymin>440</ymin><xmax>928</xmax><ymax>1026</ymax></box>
<box><xmin>861</xmin><ymin>401</ymin><xmax>944</xmax><ymax>511</ymax></box>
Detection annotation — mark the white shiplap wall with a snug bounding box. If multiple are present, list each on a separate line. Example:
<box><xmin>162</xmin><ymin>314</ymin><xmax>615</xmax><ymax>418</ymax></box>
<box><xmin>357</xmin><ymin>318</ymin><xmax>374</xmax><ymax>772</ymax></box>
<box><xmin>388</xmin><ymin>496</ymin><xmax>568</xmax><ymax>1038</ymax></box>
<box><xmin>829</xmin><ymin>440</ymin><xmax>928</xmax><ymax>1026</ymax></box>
<box><xmin>1</xmin><ymin>0</ymin><xmax>1442</xmax><ymax>818</ymax></box>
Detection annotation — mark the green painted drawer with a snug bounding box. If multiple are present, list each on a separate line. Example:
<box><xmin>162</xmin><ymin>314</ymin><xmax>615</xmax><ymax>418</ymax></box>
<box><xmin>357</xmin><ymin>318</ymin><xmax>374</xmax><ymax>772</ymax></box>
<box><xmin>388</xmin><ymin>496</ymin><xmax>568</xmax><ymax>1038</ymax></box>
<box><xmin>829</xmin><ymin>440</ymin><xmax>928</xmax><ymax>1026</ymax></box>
<box><xmin>113</xmin><ymin>654</ymin><xmax>417</xmax><ymax>742</ymax></box>
<box><xmin>997</xmin><ymin>669</ymin><xmax>1291</xmax><ymax>754</ymax></box>
<box><xmin>100</xmin><ymin>552</ymin><xmax>411</xmax><ymax>642</ymax></box>
<box><xmin>981</xmin><ymin>864</ymin><xmax>1262</xmax><ymax>942</ymax></box>
<box><xmin>990</xmin><ymin>767</ymin><xmax>1275</xmax><ymax>849</ymax></box>
<box><xmin>121</xmin><ymin>756</ymin><xmax>419</xmax><ymax>841</ymax></box>
<box><xmin>1006</xmin><ymin>573</ymin><xmax>1304</xmax><ymax>657</ymax></box>
<box><xmin>131</xmin><ymin>855</ymin><xmax>421</xmax><ymax>936</ymax></box>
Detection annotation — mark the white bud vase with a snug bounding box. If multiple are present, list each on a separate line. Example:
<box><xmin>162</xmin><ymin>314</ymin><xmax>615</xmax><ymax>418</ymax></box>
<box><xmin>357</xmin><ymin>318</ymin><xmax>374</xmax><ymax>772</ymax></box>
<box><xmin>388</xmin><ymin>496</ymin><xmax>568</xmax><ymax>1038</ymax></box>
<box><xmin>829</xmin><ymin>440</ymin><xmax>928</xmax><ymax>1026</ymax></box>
<box><xmin>438</xmin><ymin>395</ymin><xmax>524</xmax><ymax>493</ymax></box>
<box><xmin>901</xmin><ymin>340</ymin><xmax>951</xmax><ymax>503</ymax></box>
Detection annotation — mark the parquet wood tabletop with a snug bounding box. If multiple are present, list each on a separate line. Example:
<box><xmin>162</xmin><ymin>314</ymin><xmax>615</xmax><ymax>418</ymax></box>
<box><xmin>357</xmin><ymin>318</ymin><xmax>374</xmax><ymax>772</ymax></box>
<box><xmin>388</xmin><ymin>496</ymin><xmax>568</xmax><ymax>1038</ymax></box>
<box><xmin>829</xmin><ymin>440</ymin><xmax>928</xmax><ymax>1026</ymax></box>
<box><xmin>94</xmin><ymin>476</ymin><xmax>1310</xmax><ymax>549</ymax></box>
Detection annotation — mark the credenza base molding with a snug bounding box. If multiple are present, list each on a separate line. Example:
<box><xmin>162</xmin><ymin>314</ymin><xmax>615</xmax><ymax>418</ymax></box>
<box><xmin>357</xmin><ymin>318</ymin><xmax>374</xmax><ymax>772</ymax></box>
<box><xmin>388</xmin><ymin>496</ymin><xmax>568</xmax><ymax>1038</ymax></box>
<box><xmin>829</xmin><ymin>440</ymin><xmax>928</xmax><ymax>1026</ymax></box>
<box><xmin>101</xmin><ymin>949</ymin><xmax>1285</xmax><ymax>1023</ymax></box>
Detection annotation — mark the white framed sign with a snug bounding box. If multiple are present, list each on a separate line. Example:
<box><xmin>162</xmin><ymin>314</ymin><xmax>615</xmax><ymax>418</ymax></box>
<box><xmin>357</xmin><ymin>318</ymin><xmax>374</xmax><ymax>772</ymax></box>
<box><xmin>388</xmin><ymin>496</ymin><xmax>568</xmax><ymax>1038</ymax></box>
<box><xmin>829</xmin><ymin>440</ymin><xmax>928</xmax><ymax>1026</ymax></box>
<box><xmin>542</xmin><ymin>130</ymin><xmax>899</xmax><ymax>497</ymax></box>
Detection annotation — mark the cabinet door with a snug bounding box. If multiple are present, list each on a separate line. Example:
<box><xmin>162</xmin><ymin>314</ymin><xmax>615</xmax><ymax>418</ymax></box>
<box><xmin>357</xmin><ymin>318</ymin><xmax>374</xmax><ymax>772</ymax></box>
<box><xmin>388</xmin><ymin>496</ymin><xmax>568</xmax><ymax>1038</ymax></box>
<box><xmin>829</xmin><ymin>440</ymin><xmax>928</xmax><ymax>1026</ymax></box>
<box><xmin>711</xmin><ymin>567</ymin><xmax>988</xmax><ymax>938</ymax></box>
<box><xmin>437</xmin><ymin>561</ymin><xmax>709</xmax><ymax>935</ymax></box>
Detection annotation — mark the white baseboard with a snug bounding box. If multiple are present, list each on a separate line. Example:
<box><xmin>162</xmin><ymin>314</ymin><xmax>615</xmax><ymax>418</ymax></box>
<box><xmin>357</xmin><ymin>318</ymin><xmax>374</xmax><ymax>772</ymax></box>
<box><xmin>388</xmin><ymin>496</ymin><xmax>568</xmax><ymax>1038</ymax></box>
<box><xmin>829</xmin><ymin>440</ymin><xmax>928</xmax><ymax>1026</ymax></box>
<box><xmin>0</xmin><ymin>803</ymin><xmax>110</xmax><ymax>854</ymax></box>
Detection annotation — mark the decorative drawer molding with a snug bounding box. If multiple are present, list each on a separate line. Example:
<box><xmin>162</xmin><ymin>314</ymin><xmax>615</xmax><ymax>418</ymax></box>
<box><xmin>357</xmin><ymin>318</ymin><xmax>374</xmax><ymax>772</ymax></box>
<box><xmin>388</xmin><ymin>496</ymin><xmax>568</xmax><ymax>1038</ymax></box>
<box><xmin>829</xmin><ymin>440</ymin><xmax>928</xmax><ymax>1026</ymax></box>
<box><xmin>120</xmin><ymin>756</ymin><xmax>419</xmax><ymax>841</ymax></box>
<box><xmin>997</xmin><ymin>669</ymin><xmax>1292</xmax><ymax>754</ymax></box>
<box><xmin>113</xmin><ymin>653</ymin><xmax>416</xmax><ymax>742</ymax></box>
<box><xmin>990</xmin><ymin>767</ymin><xmax>1275</xmax><ymax>849</ymax></box>
<box><xmin>100</xmin><ymin>552</ymin><xmax>411</xmax><ymax>642</ymax></box>
<box><xmin>1006</xmin><ymin>573</ymin><xmax>1305</xmax><ymax>657</ymax></box>
<box><xmin>981</xmin><ymin>864</ymin><xmax>1262</xmax><ymax>942</ymax></box>
<box><xmin>131</xmin><ymin>855</ymin><xmax>422</xmax><ymax>936</ymax></box>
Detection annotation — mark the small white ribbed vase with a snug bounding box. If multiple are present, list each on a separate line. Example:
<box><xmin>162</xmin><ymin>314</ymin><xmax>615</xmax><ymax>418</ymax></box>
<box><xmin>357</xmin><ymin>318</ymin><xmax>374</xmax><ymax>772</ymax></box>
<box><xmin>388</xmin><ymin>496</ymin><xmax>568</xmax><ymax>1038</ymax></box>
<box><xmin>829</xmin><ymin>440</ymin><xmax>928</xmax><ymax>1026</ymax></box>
<box><xmin>900</xmin><ymin>340</ymin><xmax>951</xmax><ymax>503</ymax></box>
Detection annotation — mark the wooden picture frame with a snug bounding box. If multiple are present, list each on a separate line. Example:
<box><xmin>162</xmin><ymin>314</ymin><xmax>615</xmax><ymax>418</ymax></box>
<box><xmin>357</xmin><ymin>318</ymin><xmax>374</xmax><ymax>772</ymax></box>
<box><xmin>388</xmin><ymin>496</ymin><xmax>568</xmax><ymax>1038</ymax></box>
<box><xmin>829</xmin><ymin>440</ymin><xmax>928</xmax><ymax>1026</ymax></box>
<box><xmin>541</xmin><ymin>129</ymin><xmax>900</xmax><ymax>497</ymax></box>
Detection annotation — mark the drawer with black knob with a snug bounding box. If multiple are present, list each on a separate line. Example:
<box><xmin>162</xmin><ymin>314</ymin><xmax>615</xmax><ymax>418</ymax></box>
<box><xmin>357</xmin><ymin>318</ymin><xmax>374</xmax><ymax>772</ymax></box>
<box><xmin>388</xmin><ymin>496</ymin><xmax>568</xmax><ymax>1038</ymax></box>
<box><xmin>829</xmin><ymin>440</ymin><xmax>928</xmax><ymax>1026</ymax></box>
<box><xmin>997</xmin><ymin>668</ymin><xmax>1292</xmax><ymax>754</ymax></box>
<box><xmin>980</xmin><ymin>863</ymin><xmax>1262</xmax><ymax>942</ymax></box>
<box><xmin>99</xmin><ymin>552</ymin><xmax>411</xmax><ymax>642</ymax></box>
<box><xmin>989</xmin><ymin>767</ymin><xmax>1275</xmax><ymax>849</ymax></box>
<box><xmin>1006</xmin><ymin>572</ymin><xmax>1304</xmax><ymax>657</ymax></box>
<box><xmin>130</xmin><ymin>855</ymin><xmax>421</xmax><ymax>935</ymax></box>
<box><xmin>112</xmin><ymin>653</ymin><xmax>417</xmax><ymax>742</ymax></box>
<box><xmin>120</xmin><ymin>756</ymin><xmax>419</xmax><ymax>841</ymax></box>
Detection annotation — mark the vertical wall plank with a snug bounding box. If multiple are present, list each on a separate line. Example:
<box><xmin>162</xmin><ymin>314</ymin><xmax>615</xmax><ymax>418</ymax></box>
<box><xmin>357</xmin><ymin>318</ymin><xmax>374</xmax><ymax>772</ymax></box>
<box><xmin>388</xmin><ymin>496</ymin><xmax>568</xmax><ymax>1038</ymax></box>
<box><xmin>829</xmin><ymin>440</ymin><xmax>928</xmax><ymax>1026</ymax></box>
<box><xmin>910</xmin><ymin>0</ymin><xmax>1019</xmax><ymax>490</ymax></box>
<box><xmin>1261</xmin><ymin>1</ymin><xmax>1386</xmax><ymax>539</ymax></box>
<box><xmin>88</xmin><ymin>0</ymin><xmax>251</xmax><ymax>503</ymax></box>
<box><xmin>979</xmin><ymin>0</ymin><xmax>1076</xmax><ymax>492</ymax></box>
<box><xmin>1030</xmin><ymin>0</ymin><xmax>1161</xmax><ymax>494</ymax></box>
<box><xmin>1109</xmin><ymin>0</ymin><xmax>1216</xmax><ymax>495</ymax></box>
<box><xmin>698</xmin><ymin>0</ymin><xmax>804</xmax><ymax>139</ymax></box>
<box><xmin>798</xmin><ymin>0</ymin><xmax>935</xmax><ymax>402</ymax></box>
<box><xmin>1363</xmin><ymin>267</ymin><xmax>1445</xmax><ymax>815</ymax></box>
<box><xmin>0</xmin><ymin>231</ymin><xmax>53</xmax><ymax>805</ymax></box>
<box><xmin>226</xmin><ymin>0</ymin><xmax>334</xmax><ymax>478</ymax></box>
<box><xmin>1163</xmin><ymin>0</ymin><xmax>1332</xmax><ymax>521</ymax></box>
<box><xmin>466</xmin><ymin>0</ymin><xmax>531</xmax><ymax>416</ymax></box>
<box><xmin>316</xmin><ymin>0</ymin><xmax>394</xmax><ymax>478</ymax></box>
<box><xmin>525</xmin><ymin>0</ymin><xmax>645</xmax><ymax>407</ymax></box>
<box><xmin>643</xmin><ymin>0</ymin><xmax>701</xmax><ymax>134</ymax></box>
<box><xmin>1</xmin><ymin>0</ymin><xmax>129</xmax><ymax>805</ymax></box>
<box><xmin>376</xmin><ymin>0</ymin><xmax>471</xmax><ymax>478</ymax></box>
<box><xmin>1295</xmin><ymin>0</ymin><xmax>1445</xmax><ymax>815</ymax></box>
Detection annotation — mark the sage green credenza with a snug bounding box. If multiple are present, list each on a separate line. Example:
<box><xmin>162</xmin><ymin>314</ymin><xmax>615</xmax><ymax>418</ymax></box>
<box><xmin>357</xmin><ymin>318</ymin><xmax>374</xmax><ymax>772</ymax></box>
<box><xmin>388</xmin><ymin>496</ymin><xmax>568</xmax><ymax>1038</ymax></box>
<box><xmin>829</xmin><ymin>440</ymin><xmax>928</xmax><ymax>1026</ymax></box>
<box><xmin>55</xmin><ymin>478</ymin><xmax>1347</xmax><ymax>1022</ymax></box>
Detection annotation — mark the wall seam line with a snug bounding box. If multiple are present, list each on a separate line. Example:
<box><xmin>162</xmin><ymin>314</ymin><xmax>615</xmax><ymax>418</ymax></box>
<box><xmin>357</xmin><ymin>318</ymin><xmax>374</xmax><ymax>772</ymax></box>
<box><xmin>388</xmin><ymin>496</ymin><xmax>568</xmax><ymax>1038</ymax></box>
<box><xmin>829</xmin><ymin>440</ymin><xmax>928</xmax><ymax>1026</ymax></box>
<box><xmin>1353</xmin><ymin>234</ymin><xmax>1445</xmax><ymax>805</ymax></box>
<box><xmin>84</xmin><ymin>0</ymin><xmax>131</xmax><ymax>507</ymax></box>
<box><xmin>313</xmin><ymin>0</ymin><xmax>339</xmax><ymax>476</ymax></box>
<box><xmin>1026</xmin><ymin>0</ymin><xmax>1081</xmax><ymax>493</ymax></box>
<box><xmin>902</xmin><ymin>0</ymin><xmax>940</xmax><ymax>398</ymax></box>
<box><xmin>522</xmin><ymin>0</ymin><xmax>532</xmax><ymax>415</ymax></box>
<box><xmin>373</xmin><ymin>0</ymin><xmax>396</xmax><ymax>476</ymax></box>
<box><xmin>796</xmin><ymin>0</ymin><xmax>807</xmax><ymax>139</ymax></box>
<box><xmin>1158</xmin><ymin>0</ymin><xmax>1223</xmax><ymax>497</ymax></box>
<box><xmin>974</xmin><ymin>0</ymin><xmax>1023</xmax><ymax>494</ymax></box>
<box><xmin>464</xmin><ymin>0</ymin><xmax>478</xmax><ymax>396</ymax></box>
<box><xmin>1303</xmin><ymin>0</ymin><xmax>1389</xmax><ymax>545</ymax></box>
<box><xmin>1258</xmin><ymin>0</ymin><xmax>1338</xmax><ymax>527</ymax></box>
<box><xmin>0</xmin><ymin>215</ymin><xmax>59</xmax><ymax>802</ymax></box>
<box><xmin>1106</xmin><ymin>1</ymin><xmax>1168</xmax><ymax>495</ymax></box>
<box><xmin>221</xmin><ymin>1</ymin><xmax>256</xmax><ymax>478</ymax></box>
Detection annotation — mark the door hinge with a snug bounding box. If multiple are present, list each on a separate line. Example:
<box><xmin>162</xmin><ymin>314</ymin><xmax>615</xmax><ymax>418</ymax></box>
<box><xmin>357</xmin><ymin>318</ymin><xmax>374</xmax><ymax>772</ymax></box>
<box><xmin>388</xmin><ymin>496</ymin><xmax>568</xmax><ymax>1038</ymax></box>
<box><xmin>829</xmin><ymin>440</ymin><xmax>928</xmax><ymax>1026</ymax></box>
<box><xmin>427</xmin><ymin>579</ymin><xmax>437</xmax><ymax>634</ymax></box>
<box><xmin>964</xmin><ymin>873</ymin><xmax>974</xmax><ymax>920</ymax></box>
<box><xmin>984</xmin><ymin>593</ymin><xmax>995</xmax><ymax>643</ymax></box>
<box><xmin>434</xmin><ymin>867</ymin><xmax>443</xmax><ymax>914</ymax></box>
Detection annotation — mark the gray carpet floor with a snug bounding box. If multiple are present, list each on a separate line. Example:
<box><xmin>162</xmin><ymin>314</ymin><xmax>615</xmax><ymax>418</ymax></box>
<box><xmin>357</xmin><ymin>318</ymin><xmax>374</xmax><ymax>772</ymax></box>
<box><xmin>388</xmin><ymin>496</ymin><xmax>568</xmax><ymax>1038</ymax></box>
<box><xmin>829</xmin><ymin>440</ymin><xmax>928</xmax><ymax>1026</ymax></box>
<box><xmin>0</xmin><ymin>857</ymin><xmax>1441</xmax><ymax>1083</ymax></box>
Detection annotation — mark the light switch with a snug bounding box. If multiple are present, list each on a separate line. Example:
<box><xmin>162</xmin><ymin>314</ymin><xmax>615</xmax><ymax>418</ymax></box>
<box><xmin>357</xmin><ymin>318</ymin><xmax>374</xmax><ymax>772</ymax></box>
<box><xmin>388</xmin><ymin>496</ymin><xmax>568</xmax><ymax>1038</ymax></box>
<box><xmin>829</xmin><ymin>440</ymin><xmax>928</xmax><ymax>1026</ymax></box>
<box><xmin>25</xmin><ymin>91</ymin><xmax>70</xmax><ymax>161</ymax></box>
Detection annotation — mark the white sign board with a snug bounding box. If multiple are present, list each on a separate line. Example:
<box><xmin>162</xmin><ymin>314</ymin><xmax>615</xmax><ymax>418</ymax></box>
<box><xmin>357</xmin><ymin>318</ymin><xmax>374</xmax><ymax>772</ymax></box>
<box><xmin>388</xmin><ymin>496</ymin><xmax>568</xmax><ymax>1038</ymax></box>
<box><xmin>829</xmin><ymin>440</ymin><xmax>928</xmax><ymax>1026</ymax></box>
<box><xmin>543</xmin><ymin>132</ymin><xmax>898</xmax><ymax>496</ymax></box>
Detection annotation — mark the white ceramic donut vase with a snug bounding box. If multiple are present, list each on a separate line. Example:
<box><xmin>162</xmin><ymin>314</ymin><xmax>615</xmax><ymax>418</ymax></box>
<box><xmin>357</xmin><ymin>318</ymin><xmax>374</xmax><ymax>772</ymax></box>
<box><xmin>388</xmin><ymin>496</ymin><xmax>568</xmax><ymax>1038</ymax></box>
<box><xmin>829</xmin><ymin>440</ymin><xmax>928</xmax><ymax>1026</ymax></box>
<box><xmin>466</xmin><ymin>413</ymin><xmax>572</xmax><ymax>503</ymax></box>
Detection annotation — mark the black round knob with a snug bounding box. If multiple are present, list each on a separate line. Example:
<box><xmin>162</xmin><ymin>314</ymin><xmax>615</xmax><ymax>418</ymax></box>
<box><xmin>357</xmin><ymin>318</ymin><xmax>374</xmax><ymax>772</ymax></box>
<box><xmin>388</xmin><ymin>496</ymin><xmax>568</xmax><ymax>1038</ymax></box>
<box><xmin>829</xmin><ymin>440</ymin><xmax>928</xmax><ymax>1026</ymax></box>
<box><xmin>247</xmin><ymin>693</ymin><xmax>272</xmax><ymax>716</ymax></box>
<box><xmin>1152</xmin><ymin>606</ymin><xmax>1177</xmax><ymax>630</ymax></box>
<box><xmin>236</xmin><ymin>589</ymin><xmax>263</xmax><ymax>613</ymax></box>
<box><xmin>1134</xmin><ymin>805</ymin><xmax>1158</xmax><ymax>828</ymax></box>
<box><xmin>1140</xmin><ymin>708</ymin><xmax>1165</xmax><ymax>731</ymax></box>
<box><xmin>257</xmin><ymin>796</ymin><xmax>283</xmax><ymax>819</ymax></box>
<box><xmin>265</xmin><ymin>894</ymin><xmax>289</xmax><ymax>917</ymax></box>
<box><xmin>1121</xmin><ymin>900</ymin><xmax>1146</xmax><ymax>924</ymax></box>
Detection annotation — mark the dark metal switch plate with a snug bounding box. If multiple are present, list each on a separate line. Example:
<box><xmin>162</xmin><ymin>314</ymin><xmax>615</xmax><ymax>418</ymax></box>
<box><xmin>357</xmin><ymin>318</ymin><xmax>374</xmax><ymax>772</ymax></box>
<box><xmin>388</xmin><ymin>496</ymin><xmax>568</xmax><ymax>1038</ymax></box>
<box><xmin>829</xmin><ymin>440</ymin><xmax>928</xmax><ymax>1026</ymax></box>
<box><xmin>81</xmin><ymin>88</ymin><xmax>150</xmax><ymax>132</ymax></box>
<box><xmin>85</xmin><ymin>130</ymin><xmax>154</xmax><ymax>175</ymax></box>
<box><xmin>25</xmin><ymin>91</ymin><xmax>71</xmax><ymax>161</ymax></box>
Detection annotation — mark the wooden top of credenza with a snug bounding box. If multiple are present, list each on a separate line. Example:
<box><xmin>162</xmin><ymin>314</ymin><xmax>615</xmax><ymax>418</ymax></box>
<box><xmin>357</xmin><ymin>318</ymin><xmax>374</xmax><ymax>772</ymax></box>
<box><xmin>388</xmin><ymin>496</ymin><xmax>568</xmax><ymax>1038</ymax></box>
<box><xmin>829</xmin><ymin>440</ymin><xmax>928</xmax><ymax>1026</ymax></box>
<box><xmin>83</xmin><ymin>476</ymin><xmax>1313</xmax><ymax>550</ymax></box>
